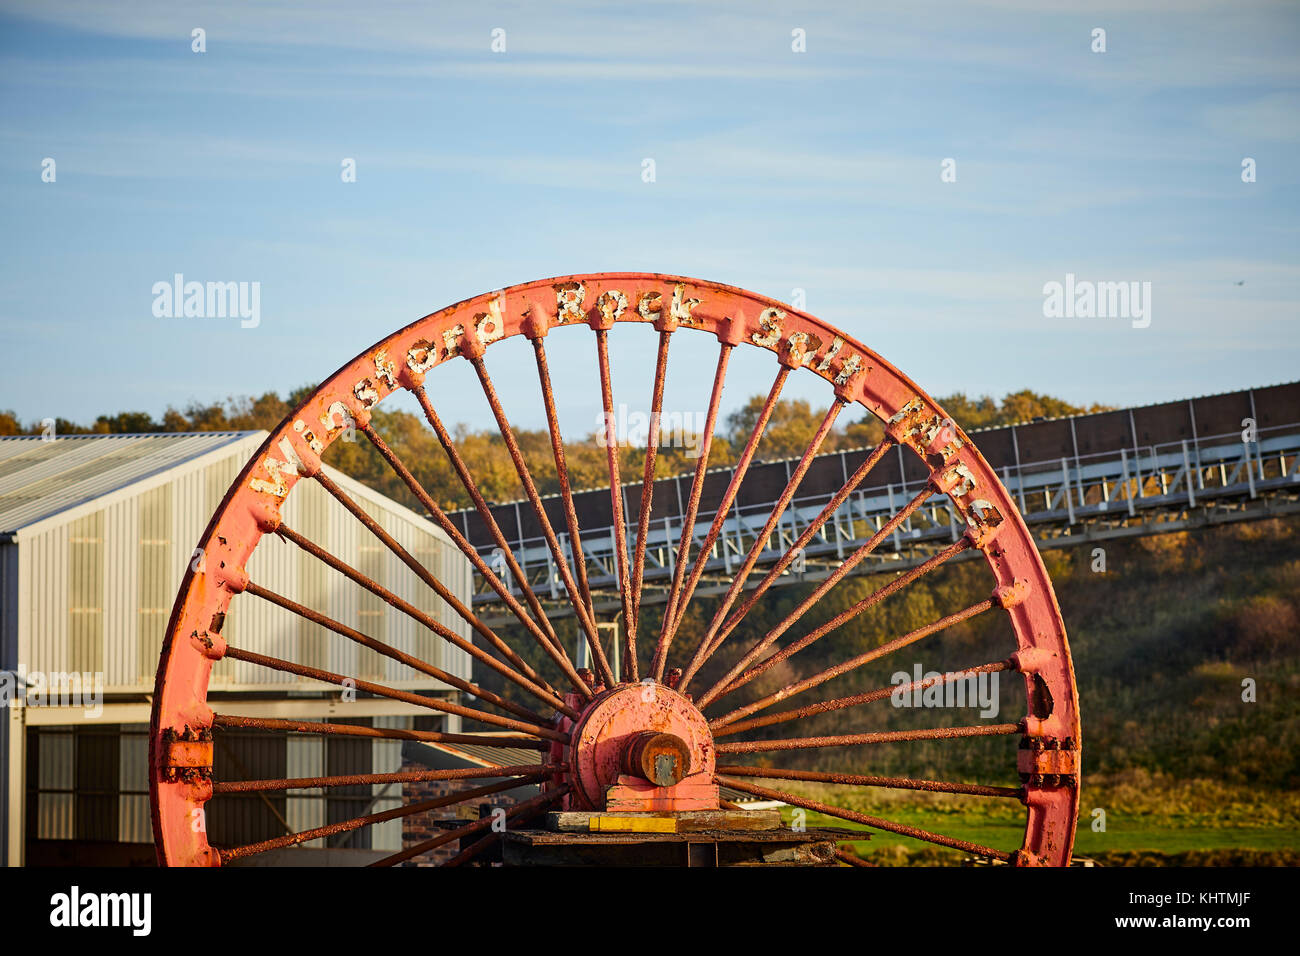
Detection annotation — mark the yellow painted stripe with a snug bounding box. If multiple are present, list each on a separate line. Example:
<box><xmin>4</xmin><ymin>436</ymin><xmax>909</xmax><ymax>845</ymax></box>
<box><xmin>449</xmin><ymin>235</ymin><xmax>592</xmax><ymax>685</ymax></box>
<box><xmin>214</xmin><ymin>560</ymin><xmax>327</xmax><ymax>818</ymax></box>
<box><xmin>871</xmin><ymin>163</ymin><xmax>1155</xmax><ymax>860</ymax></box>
<box><xmin>590</xmin><ymin>815</ymin><xmax>677</xmax><ymax>833</ymax></box>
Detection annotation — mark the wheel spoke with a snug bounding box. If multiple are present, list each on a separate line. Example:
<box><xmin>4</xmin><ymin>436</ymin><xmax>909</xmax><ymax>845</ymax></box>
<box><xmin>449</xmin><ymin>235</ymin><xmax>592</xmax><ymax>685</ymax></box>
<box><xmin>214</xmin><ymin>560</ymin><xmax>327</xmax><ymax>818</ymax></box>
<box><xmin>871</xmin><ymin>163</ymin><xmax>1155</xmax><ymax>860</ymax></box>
<box><xmin>313</xmin><ymin>468</ymin><xmax>578</xmax><ymax>698</ymax></box>
<box><xmin>371</xmin><ymin>784</ymin><xmax>570</xmax><ymax>868</ymax></box>
<box><xmin>629</xmin><ymin>329</ymin><xmax>673</xmax><ymax>644</ymax></box>
<box><xmin>243</xmin><ymin>577</ymin><xmax>559</xmax><ymax>724</ymax></box>
<box><xmin>714</xmin><ymin>722</ymin><xmax>1021</xmax><ymax>754</ymax></box>
<box><xmin>711</xmin><ymin>594</ymin><xmax>994</xmax><ymax>726</ymax></box>
<box><xmin>351</xmin><ymin>423</ymin><xmax>594</xmax><ymax>698</ymax></box>
<box><xmin>530</xmin><ymin>335</ymin><xmax>596</xmax><ymax>623</ymax></box>
<box><xmin>594</xmin><ymin>327</ymin><xmax>637</xmax><ymax>677</ymax></box>
<box><xmin>411</xmin><ymin>385</ymin><xmax>565</xmax><ymax>652</ymax></box>
<box><xmin>658</xmin><ymin>364</ymin><xmax>791</xmax><ymax>671</ymax></box>
<box><xmin>650</xmin><ymin>342</ymin><xmax>732</xmax><ymax>680</ymax></box>
<box><xmin>678</xmin><ymin>398</ymin><xmax>845</xmax><ymax>690</ymax></box>
<box><xmin>713</xmin><ymin>659</ymin><xmax>1013</xmax><ymax>736</ymax></box>
<box><xmin>695</xmin><ymin>437</ymin><xmax>895</xmax><ymax>686</ymax></box>
<box><xmin>467</xmin><ymin>352</ymin><xmax>615</xmax><ymax>688</ymax></box>
<box><xmin>702</xmin><ymin>529</ymin><xmax>967</xmax><ymax>707</ymax></box>
<box><xmin>267</xmin><ymin>524</ymin><xmax>576</xmax><ymax>716</ymax></box>
<box><xmin>714</xmin><ymin>765</ymin><xmax>1023</xmax><ymax>798</ymax></box>
<box><xmin>714</xmin><ymin>775</ymin><xmax>1015</xmax><ymax>861</ymax></box>
<box><xmin>221</xmin><ymin>645</ymin><xmax>568</xmax><ymax>741</ymax></box>
<box><xmin>655</xmin><ymin>361</ymin><xmax>785</xmax><ymax>681</ymax></box>
<box><xmin>220</xmin><ymin>772</ymin><xmax>550</xmax><ymax>863</ymax></box>
<box><xmin>441</xmin><ymin>785</ymin><xmax>569</xmax><ymax>867</ymax></box>
<box><xmin>214</xmin><ymin>764</ymin><xmax>558</xmax><ymax>795</ymax></box>
<box><xmin>211</xmin><ymin>714</ymin><xmax>549</xmax><ymax>750</ymax></box>
<box><xmin>835</xmin><ymin>848</ymin><xmax>876</xmax><ymax>867</ymax></box>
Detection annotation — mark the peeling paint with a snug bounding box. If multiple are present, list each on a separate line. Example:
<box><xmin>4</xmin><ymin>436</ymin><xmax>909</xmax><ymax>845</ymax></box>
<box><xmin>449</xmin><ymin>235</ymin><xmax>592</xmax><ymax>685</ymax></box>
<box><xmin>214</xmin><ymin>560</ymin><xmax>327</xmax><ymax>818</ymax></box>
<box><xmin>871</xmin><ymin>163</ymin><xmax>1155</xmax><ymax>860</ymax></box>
<box><xmin>406</xmin><ymin>338</ymin><xmax>438</xmax><ymax>374</ymax></box>
<box><xmin>670</xmin><ymin>283</ymin><xmax>701</xmax><ymax>325</ymax></box>
<box><xmin>637</xmin><ymin>290</ymin><xmax>663</xmax><ymax>322</ymax></box>
<box><xmin>752</xmin><ymin>306</ymin><xmax>784</xmax><ymax>347</ymax></box>
<box><xmin>555</xmin><ymin>281</ymin><xmax>586</xmax><ymax>323</ymax></box>
<box><xmin>833</xmin><ymin>352</ymin><xmax>863</xmax><ymax>387</ymax></box>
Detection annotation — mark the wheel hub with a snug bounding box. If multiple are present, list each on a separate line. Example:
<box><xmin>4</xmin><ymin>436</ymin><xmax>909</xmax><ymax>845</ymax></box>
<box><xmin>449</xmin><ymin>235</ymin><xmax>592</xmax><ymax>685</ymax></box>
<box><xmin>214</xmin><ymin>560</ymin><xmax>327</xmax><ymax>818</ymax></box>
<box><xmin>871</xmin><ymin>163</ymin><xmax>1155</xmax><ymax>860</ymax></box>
<box><xmin>562</xmin><ymin>683</ymin><xmax>716</xmax><ymax>811</ymax></box>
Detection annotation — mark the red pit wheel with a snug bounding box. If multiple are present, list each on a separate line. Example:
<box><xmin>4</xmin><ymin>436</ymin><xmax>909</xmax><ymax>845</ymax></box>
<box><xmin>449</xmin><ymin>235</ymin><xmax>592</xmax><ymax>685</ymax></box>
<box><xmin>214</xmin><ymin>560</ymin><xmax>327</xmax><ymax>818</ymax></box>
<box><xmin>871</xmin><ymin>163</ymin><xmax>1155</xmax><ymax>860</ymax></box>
<box><xmin>150</xmin><ymin>273</ymin><xmax>1080</xmax><ymax>867</ymax></box>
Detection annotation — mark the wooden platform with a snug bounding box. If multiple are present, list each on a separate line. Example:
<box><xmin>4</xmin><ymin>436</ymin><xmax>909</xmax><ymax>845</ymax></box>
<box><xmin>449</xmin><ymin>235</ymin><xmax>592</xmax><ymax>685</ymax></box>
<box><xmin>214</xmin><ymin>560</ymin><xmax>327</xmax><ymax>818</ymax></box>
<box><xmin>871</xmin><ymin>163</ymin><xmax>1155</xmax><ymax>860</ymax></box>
<box><xmin>501</xmin><ymin>826</ymin><xmax>858</xmax><ymax>867</ymax></box>
<box><xmin>546</xmin><ymin>809</ymin><xmax>783</xmax><ymax>833</ymax></box>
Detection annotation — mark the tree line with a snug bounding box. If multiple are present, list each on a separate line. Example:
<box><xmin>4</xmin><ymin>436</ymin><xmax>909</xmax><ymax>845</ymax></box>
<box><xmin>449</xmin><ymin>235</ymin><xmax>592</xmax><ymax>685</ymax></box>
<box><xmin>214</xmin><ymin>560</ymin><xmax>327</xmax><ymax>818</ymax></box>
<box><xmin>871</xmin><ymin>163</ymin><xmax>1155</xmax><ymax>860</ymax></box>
<box><xmin>1</xmin><ymin>387</ymin><xmax>1110</xmax><ymax>513</ymax></box>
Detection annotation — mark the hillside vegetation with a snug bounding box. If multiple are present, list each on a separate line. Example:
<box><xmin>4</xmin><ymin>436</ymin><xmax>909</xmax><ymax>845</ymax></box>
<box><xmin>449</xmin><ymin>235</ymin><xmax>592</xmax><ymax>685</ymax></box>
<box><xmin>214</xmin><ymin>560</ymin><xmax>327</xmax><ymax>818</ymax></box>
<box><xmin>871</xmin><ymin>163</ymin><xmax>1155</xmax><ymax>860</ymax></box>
<box><xmin>0</xmin><ymin>387</ymin><xmax>1109</xmax><ymax>511</ymax></box>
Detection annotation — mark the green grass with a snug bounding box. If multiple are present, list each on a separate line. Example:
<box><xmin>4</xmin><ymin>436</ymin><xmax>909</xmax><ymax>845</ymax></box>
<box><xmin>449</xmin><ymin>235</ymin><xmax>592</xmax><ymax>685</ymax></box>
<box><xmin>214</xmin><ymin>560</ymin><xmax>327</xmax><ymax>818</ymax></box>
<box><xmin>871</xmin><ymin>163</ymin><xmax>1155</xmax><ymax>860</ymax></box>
<box><xmin>1071</xmin><ymin>826</ymin><xmax>1300</xmax><ymax>854</ymax></box>
<box><xmin>783</xmin><ymin>805</ymin><xmax>1300</xmax><ymax>865</ymax></box>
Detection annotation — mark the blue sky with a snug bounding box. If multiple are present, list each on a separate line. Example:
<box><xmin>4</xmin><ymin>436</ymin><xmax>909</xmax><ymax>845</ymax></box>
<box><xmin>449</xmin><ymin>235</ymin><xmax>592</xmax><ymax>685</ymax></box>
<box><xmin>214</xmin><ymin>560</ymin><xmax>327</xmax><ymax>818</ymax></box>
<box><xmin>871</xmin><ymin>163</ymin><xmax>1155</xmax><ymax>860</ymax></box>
<box><xmin>1</xmin><ymin>0</ymin><xmax>1297</xmax><ymax>437</ymax></box>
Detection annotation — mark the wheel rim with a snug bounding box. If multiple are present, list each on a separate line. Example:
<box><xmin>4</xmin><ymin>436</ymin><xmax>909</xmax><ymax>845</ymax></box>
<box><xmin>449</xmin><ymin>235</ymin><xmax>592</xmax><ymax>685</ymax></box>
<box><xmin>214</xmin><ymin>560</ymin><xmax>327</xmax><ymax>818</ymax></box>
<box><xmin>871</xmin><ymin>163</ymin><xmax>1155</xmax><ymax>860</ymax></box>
<box><xmin>150</xmin><ymin>272</ymin><xmax>1081</xmax><ymax>867</ymax></box>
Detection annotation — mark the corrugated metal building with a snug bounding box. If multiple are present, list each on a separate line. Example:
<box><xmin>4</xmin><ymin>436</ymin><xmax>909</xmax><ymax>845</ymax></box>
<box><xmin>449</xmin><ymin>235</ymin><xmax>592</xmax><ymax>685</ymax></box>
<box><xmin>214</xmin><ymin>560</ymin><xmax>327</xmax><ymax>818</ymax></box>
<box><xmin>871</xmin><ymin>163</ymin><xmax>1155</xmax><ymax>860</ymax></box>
<box><xmin>0</xmin><ymin>432</ymin><xmax>472</xmax><ymax>865</ymax></box>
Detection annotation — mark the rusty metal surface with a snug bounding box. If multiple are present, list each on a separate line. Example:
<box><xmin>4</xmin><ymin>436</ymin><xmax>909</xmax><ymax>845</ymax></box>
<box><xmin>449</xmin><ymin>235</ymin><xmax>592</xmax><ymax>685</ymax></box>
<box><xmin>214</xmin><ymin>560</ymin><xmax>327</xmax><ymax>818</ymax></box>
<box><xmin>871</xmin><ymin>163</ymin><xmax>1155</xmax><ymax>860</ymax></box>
<box><xmin>629</xmin><ymin>329</ymin><xmax>673</xmax><ymax>636</ymax></box>
<box><xmin>354</xmin><ymin>420</ymin><xmax>594</xmax><ymax>697</ymax></box>
<box><xmin>715</xmin><ymin>764</ymin><xmax>1023</xmax><ymax>798</ymax></box>
<box><xmin>567</xmin><ymin>684</ymin><xmax>714</xmax><ymax>810</ymax></box>
<box><xmin>835</xmin><ymin>848</ymin><xmax>877</xmax><ymax>867</ymax></box>
<box><xmin>411</xmin><ymin>385</ymin><xmax>567</xmax><ymax>660</ymax></box>
<box><xmin>658</xmin><ymin>366</ymin><xmax>791</xmax><ymax>663</ymax></box>
<box><xmin>374</xmin><ymin>784</ymin><xmax>570</xmax><ymax>868</ymax></box>
<box><xmin>210</xmin><ymin>714</ymin><xmax>550</xmax><ymax>750</ymax></box>
<box><xmin>711</xmin><ymin>595</ymin><xmax>996</xmax><ymax>729</ymax></box>
<box><xmin>696</xmin><ymin>484</ymin><xmax>939</xmax><ymax>708</ymax></box>
<box><xmin>716</xmin><ymin>775</ymin><xmax>1015</xmax><ymax>862</ymax></box>
<box><xmin>214</xmin><ymin>763</ymin><xmax>558</xmax><ymax>794</ymax></box>
<box><xmin>312</xmin><ymin>469</ymin><xmax>566</xmax><ymax>699</ymax></box>
<box><xmin>469</xmin><ymin>349</ymin><xmax>615</xmax><ymax>688</ymax></box>
<box><xmin>698</xmin><ymin>438</ymin><xmax>896</xmax><ymax>673</ymax></box>
<box><xmin>442</xmin><ymin>787</ymin><xmax>568</xmax><ymax>867</ymax></box>
<box><xmin>221</xmin><ymin>772</ymin><xmax>552</xmax><ymax>863</ymax></box>
<box><xmin>244</xmin><ymin>576</ymin><xmax>555</xmax><ymax>725</ymax></box>
<box><xmin>221</xmin><ymin>645</ymin><xmax>566</xmax><ymax>740</ymax></box>
<box><xmin>706</xmin><ymin>531</ymin><xmax>967</xmax><ymax>709</ymax></box>
<box><xmin>715</xmin><ymin>723</ymin><xmax>1023</xmax><ymax>755</ymax></box>
<box><xmin>680</xmin><ymin>398</ymin><xmax>845</xmax><ymax>691</ymax></box>
<box><xmin>529</xmin><ymin>334</ymin><xmax>596</xmax><ymax>622</ymax></box>
<box><xmin>594</xmin><ymin>327</ymin><xmax>637</xmax><ymax>676</ymax></box>
<box><xmin>650</xmin><ymin>342</ymin><xmax>732</xmax><ymax>681</ymax></box>
<box><xmin>714</xmin><ymin>659</ymin><xmax>1015</xmax><ymax>736</ymax></box>
<box><xmin>621</xmin><ymin>732</ymin><xmax>692</xmax><ymax>787</ymax></box>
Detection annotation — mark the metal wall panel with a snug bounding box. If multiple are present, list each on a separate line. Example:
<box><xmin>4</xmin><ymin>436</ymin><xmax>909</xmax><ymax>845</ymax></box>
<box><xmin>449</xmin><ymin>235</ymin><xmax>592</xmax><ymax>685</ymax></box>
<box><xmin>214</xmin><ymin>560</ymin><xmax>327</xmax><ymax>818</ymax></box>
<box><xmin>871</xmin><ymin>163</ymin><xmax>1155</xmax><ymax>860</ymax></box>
<box><xmin>15</xmin><ymin>443</ymin><xmax>471</xmax><ymax>696</ymax></box>
<box><xmin>26</xmin><ymin>524</ymin><xmax>70</xmax><ymax>677</ymax></box>
<box><xmin>286</xmin><ymin>734</ymin><xmax>325</xmax><ymax>848</ymax></box>
<box><xmin>117</xmin><ymin>724</ymin><xmax>151</xmax><ymax>844</ymax></box>
<box><xmin>33</xmin><ymin>728</ymin><xmax>73</xmax><ymax>840</ymax></box>
<box><xmin>74</xmin><ymin>724</ymin><xmax>119</xmax><ymax>842</ymax></box>
<box><xmin>103</xmin><ymin>496</ymin><xmax>137</xmax><ymax>688</ymax></box>
<box><xmin>137</xmin><ymin>485</ymin><xmax>172</xmax><ymax>686</ymax></box>
<box><xmin>370</xmin><ymin>715</ymin><xmax>407</xmax><ymax>851</ymax></box>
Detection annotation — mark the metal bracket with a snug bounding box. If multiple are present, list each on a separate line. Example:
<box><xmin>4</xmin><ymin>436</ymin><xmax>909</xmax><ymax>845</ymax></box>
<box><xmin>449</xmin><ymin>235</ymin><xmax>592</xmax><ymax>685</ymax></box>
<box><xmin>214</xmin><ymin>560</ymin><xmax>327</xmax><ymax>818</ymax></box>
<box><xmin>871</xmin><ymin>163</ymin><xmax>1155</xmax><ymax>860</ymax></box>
<box><xmin>1017</xmin><ymin>735</ymin><xmax>1078</xmax><ymax>787</ymax></box>
<box><xmin>160</xmin><ymin>726</ymin><xmax>214</xmax><ymax>784</ymax></box>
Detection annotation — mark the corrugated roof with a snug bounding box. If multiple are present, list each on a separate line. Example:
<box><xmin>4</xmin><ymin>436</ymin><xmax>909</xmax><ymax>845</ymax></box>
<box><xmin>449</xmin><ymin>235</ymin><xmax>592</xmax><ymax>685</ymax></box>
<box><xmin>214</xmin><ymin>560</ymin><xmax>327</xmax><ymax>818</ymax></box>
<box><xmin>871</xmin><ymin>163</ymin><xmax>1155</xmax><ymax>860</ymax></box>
<box><xmin>0</xmin><ymin>431</ymin><xmax>262</xmax><ymax>535</ymax></box>
<box><xmin>426</xmin><ymin>741</ymin><xmax>541</xmax><ymax>769</ymax></box>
